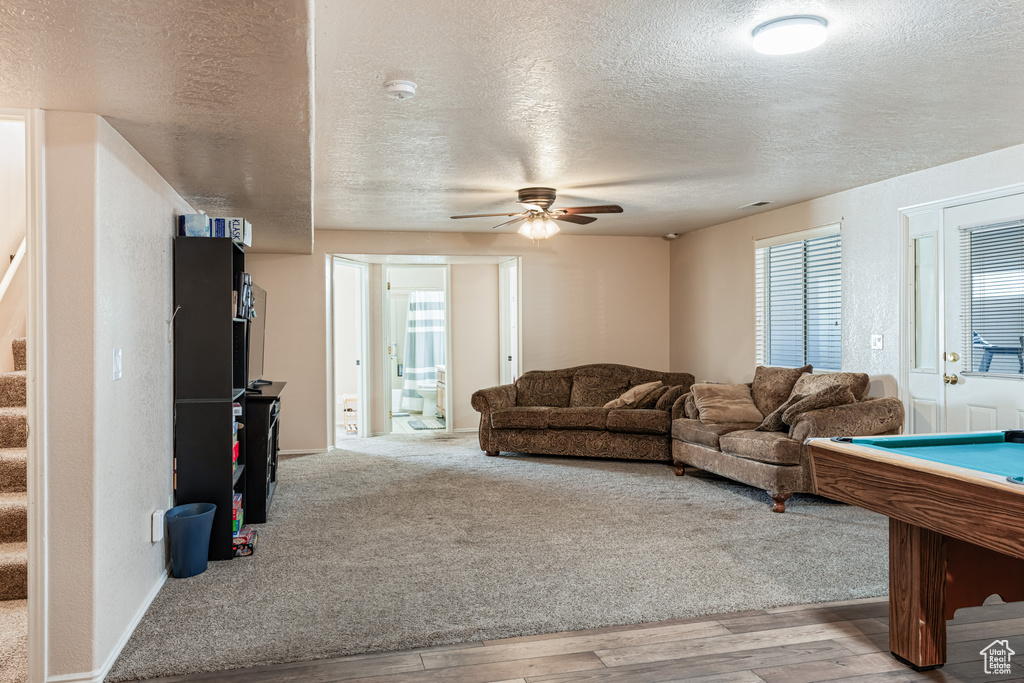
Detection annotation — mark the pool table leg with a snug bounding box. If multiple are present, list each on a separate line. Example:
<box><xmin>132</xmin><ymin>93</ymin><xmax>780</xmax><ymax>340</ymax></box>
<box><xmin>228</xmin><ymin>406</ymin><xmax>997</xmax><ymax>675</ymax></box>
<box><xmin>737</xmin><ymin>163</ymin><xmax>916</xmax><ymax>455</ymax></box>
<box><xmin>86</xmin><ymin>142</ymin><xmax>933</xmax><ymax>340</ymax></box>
<box><xmin>888</xmin><ymin>518</ymin><xmax>946</xmax><ymax>670</ymax></box>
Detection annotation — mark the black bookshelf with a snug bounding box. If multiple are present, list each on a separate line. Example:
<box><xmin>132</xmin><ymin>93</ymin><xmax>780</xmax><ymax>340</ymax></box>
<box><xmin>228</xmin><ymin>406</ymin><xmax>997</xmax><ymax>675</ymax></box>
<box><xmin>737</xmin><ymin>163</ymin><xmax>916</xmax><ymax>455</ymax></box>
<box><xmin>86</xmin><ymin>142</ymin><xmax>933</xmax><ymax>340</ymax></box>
<box><xmin>173</xmin><ymin>237</ymin><xmax>247</xmax><ymax>561</ymax></box>
<box><xmin>245</xmin><ymin>381</ymin><xmax>285</xmax><ymax>524</ymax></box>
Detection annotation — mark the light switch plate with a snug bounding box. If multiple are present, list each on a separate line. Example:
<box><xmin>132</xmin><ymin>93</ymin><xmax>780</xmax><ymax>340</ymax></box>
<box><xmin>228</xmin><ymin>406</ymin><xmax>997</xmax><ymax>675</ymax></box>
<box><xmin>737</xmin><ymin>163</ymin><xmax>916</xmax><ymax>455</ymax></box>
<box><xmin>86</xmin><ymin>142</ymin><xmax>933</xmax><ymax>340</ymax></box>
<box><xmin>871</xmin><ymin>334</ymin><xmax>884</xmax><ymax>350</ymax></box>
<box><xmin>152</xmin><ymin>509</ymin><xmax>165</xmax><ymax>542</ymax></box>
<box><xmin>113</xmin><ymin>348</ymin><xmax>122</xmax><ymax>381</ymax></box>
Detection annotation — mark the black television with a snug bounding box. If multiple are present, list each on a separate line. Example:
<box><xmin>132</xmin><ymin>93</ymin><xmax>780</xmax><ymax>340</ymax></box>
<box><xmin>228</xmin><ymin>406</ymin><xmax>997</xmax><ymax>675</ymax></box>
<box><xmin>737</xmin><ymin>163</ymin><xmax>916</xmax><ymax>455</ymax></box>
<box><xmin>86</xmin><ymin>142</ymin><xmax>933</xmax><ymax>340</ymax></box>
<box><xmin>247</xmin><ymin>284</ymin><xmax>269</xmax><ymax>388</ymax></box>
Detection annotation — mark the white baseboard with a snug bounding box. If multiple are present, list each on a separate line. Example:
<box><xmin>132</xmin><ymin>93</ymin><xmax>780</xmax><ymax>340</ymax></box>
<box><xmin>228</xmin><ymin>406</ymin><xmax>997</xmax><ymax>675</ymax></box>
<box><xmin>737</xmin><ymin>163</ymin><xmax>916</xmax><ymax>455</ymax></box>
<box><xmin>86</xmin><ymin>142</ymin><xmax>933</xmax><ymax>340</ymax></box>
<box><xmin>47</xmin><ymin>570</ymin><xmax>168</xmax><ymax>683</ymax></box>
<box><xmin>279</xmin><ymin>449</ymin><xmax>327</xmax><ymax>456</ymax></box>
<box><xmin>454</xmin><ymin>427</ymin><xmax>476</xmax><ymax>433</ymax></box>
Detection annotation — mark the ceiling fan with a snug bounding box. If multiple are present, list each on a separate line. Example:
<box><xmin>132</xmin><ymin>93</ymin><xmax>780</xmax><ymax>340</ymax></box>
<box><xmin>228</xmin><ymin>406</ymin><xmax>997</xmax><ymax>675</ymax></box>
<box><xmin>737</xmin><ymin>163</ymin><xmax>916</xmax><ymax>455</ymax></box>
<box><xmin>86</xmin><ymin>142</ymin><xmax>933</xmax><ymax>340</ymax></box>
<box><xmin>450</xmin><ymin>187</ymin><xmax>623</xmax><ymax>239</ymax></box>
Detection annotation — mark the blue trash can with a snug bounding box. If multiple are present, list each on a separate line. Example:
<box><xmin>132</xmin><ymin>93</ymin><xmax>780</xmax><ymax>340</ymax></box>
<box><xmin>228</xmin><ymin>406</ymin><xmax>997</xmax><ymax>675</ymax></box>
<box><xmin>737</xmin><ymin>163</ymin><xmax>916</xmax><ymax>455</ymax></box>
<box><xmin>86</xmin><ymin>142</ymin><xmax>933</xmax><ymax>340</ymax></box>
<box><xmin>165</xmin><ymin>503</ymin><xmax>217</xmax><ymax>578</ymax></box>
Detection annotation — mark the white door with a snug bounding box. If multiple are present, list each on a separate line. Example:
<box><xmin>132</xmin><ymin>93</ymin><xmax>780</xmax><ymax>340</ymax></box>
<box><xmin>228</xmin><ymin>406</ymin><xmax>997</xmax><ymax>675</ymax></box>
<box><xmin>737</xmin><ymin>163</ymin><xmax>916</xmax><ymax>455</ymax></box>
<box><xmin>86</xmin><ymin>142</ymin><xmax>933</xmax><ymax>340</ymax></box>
<box><xmin>498</xmin><ymin>258</ymin><xmax>520</xmax><ymax>385</ymax></box>
<box><xmin>331</xmin><ymin>257</ymin><xmax>369</xmax><ymax>439</ymax></box>
<box><xmin>905</xmin><ymin>213</ymin><xmax>943</xmax><ymax>433</ymax></box>
<box><xmin>942</xmin><ymin>193</ymin><xmax>1024</xmax><ymax>432</ymax></box>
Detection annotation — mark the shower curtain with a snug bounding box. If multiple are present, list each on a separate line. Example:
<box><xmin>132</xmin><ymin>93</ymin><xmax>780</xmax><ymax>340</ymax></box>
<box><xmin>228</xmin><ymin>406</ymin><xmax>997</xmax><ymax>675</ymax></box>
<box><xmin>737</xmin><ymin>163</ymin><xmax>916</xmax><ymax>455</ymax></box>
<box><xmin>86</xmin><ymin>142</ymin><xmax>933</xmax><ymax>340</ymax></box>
<box><xmin>401</xmin><ymin>290</ymin><xmax>446</xmax><ymax>412</ymax></box>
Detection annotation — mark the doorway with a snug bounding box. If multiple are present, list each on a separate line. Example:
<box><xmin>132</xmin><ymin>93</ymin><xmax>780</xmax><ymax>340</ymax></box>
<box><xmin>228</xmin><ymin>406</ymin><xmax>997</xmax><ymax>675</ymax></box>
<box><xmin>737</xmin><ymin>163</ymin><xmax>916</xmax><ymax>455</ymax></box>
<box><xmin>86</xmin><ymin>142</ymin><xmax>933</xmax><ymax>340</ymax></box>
<box><xmin>331</xmin><ymin>257</ymin><xmax>369</xmax><ymax>440</ymax></box>
<box><xmin>383</xmin><ymin>265</ymin><xmax>449</xmax><ymax>434</ymax></box>
<box><xmin>902</xmin><ymin>189</ymin><xmax>1024</xmax><ymax>433</ymax></box>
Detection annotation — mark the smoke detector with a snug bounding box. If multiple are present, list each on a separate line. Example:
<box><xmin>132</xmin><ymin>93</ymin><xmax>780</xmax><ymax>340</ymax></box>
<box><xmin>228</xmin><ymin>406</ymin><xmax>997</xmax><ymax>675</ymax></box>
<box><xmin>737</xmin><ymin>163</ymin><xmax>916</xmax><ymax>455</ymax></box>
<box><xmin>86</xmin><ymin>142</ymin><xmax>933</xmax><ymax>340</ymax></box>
<box><xmin>664</xmin><ymin>233</ymin><xmax>679</xmax><ymax>240</ymax></box>
<box><xmin>384</xmin><ymin>80</ymin><xmax>417</xmax><ymax>100</ymax></box>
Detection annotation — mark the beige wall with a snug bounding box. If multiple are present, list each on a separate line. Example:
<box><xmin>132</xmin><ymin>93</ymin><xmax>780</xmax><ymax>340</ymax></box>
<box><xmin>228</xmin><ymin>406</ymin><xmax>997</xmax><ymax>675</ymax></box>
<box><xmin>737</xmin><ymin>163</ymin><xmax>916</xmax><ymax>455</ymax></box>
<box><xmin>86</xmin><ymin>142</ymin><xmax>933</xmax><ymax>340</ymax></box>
<box><xmin>248</xmin><ymin>231</ymin><xmax>671</xmax><ymax>450</ymax></box>
<box><xmin>670</xmin><ymin>142</ymin><xmax>1024</xmax><ymax>395</ymax></box>
<box><xmin>0</xmin><ymin>120</ymin><xmax>27</xmax><ymax>373</ymax></box>
<box><xmin>451</xmin><ymin>264</ymin><xmax>500</xmax><ymax>431</ymax></box>
<box><xmin>45</xmin><ymin>112</ymin><xmax>190</xmax><ymax>677</ymax></box>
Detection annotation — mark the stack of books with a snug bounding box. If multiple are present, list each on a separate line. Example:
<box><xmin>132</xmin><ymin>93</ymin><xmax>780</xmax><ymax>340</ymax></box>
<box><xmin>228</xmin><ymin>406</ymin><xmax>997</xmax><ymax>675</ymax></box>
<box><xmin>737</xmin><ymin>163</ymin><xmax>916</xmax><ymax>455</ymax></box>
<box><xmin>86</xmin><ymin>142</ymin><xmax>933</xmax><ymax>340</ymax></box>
<box><xmin>232</xmin><ymin>493</ymin><xmax>243</xmax><ymax>536</ymax></box>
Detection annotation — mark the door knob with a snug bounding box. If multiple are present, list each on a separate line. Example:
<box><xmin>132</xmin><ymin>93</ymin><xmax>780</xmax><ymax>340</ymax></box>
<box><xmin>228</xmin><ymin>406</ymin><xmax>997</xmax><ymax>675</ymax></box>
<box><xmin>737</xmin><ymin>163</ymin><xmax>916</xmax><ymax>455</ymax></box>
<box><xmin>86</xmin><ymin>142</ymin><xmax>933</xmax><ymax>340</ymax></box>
<box><xmin>943</xmin><ymin>373</ymin><xmax>959</xmax><ymax>385</ymax></box>
<box><xmin>944</xmin><ymin>351</ymin><xmax>960</xmax><ymax>362</ymax></box>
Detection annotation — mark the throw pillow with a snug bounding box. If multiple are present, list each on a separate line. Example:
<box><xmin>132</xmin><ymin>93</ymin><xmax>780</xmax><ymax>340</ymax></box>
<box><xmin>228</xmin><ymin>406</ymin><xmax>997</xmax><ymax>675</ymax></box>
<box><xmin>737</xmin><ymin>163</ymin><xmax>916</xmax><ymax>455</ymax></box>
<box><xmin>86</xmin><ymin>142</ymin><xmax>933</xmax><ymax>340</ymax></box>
<box><xmin>604</xmin><ymin>381</ymin><xmax>662</xmax><ymax>409</ymax></box>
<box><xmin>782</xmin><ymin>385</ymin><xmax>857</xmax><ymax>425</ymax></box>
<box><xmin>792</xmin><ymin>372</ymin><xmax>871</xmax><ymax>401</ymax></box>
<box><xmin>691</xmin><ymin>383</ymin><xmax>764</xmax><ymax>424</ymax></box>
<box><xmin>755</xmin><ymin>391</ymin><xmax>807</xmax><ymax>432</ymax></box>
<box><xmin>751</xmin><ymin>364</ymin><xmax>812</xmax><ymax>417</ymax></box>
<box><xmin>684</xmin><ymin>392</ymin><xmax>698</xmax><ymax>419</ymax></box>
<box><xmin>655</xmin><ymin>384</ymin><xmax>690</xmax><ymax>412</ymax></box>
<box><xmin>637</xmin><ymin>384</ymin><xmax>671</xmax><ymax>409</ymax></box>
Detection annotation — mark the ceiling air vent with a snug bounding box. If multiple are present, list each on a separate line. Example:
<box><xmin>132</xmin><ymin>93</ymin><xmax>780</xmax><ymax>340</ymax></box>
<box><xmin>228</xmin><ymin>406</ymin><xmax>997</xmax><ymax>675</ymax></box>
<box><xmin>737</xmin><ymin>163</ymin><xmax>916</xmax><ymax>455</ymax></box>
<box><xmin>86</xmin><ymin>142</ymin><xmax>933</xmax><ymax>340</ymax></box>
<box><xmin>738</xmin><ymin>201</ymin><xmax>774</xmax><ymax>210</ymax></box>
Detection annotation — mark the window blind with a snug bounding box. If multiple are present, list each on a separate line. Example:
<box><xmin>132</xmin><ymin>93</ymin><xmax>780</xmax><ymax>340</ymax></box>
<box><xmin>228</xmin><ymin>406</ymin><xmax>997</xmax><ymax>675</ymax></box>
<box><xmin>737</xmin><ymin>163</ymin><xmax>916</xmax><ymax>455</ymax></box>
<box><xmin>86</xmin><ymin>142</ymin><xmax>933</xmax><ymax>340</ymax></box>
<box><xmin>755</xmin><ymin>231</ymin><xmax>842</xmax><ymax>370</ymax></box>
<box><xmin>961</xmin><ymin>221</ymin><xmax>1024</xmax><ymax>375</ymax></box>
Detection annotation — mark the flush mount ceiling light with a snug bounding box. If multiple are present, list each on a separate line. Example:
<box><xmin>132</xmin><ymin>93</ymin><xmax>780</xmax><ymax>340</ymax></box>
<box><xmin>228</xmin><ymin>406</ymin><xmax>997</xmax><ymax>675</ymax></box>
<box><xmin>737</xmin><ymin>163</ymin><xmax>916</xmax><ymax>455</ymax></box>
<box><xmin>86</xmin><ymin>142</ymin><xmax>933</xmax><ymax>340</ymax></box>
<box><xmin>752</xmin><ymin>16</ymin><xmax>828</xmax><ymax>55</ymax></box>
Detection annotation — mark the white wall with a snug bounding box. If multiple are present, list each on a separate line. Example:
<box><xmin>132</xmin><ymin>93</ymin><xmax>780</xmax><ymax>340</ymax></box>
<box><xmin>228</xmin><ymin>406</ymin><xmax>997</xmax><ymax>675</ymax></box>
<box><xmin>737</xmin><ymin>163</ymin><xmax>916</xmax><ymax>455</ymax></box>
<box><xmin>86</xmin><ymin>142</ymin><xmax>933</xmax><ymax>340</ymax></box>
<box><xmin>247</xmin><ymin>230</ymin><xmax>671</xmax><ymax>450</ymax></box>
<box><xmin>670</xmin><ymin>142</ymin><xmax>1024</xmax><ymax>395</ymax></box>
<box><xmin>0</xmin><ymin>119</ymin><xmax>27</xmax><ymax>373</ymax></box>
<box><xmin>44</xmin><ymin>111</ymin><xmax>191</xmax><ymax>678</ymax></box>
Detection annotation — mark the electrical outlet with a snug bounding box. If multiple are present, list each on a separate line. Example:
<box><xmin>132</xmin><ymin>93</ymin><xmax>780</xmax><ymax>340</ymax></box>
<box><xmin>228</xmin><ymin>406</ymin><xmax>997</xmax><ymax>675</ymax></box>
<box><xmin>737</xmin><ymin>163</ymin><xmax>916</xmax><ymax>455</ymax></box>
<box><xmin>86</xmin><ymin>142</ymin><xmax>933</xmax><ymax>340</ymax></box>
<box><xmin>113</xmin><ymin>348</ymin><xmax>122</xmax><ymax>381</ymax></box>
<box><xmin>871</xmin><ymin>334</ymin><xmax>884</xmax><ymax>350</ymax></box>
<box><xmin>152</xmin><ymin>509</ymin><xmax>165</xmax><ymax>542</ymax></box>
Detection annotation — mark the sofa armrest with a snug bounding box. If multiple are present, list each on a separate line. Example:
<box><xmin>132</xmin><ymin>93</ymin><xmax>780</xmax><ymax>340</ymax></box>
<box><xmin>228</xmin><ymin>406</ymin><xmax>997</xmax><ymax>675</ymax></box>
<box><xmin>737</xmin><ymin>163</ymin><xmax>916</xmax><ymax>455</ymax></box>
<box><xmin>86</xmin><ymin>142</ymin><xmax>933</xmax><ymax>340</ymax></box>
<box><xmin>471</xmin><ymin>384</ymin><xmax>517</xmax><ymax>413</ymax></box>
<box><xmin>788</xmin><ymin>397</ymin><xmax>905</xmax><ymax>443</ymax></box>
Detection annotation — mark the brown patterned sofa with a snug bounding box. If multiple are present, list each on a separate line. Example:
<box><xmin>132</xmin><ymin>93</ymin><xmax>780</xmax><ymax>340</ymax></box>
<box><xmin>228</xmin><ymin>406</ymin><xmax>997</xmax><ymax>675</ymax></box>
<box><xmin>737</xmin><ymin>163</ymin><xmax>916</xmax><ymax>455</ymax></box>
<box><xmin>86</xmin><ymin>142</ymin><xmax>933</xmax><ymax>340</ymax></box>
<box><xmin>472</xmin><ymin>364</ymin><xmax>695</xmax><ymax>462</ymax></box>
<box><xmin>672</xmin><ymin>370</ymin><xmax>904</xmax><ymax>512</ymax></box>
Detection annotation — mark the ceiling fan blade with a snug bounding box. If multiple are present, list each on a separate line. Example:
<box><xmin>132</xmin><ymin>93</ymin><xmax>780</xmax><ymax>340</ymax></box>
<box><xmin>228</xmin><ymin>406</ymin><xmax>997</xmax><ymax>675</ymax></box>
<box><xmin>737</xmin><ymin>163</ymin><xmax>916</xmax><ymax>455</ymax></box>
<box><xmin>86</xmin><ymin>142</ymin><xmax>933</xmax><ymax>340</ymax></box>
<box><xmin>553</xmin><ymin>214</ymin><xmax>597</xmax><ymax>225</ymax></box>
<box><xmin>450</xmin><ymin>212</ymin><xmax>524</xmax><ymax>219</ymax></box>
<box><xmin>491</xmin><ymin>216</ymin><xmax>527</xmax><ymax>231</ymax></box>
<box><xmin>556</xmin><ymin>205</ymin><xmax>624</xmax><ymax>215</ymax></box>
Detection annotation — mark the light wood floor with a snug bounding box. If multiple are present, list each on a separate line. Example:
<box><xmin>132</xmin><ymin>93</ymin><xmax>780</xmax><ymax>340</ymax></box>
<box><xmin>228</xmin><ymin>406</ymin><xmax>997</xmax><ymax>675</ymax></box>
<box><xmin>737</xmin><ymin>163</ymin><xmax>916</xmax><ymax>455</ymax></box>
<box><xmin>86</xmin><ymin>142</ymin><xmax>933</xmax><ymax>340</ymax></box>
<box><xmin>142</xmin><ymin>596</ymin><xmax>1024</xmax><ymax>682</ymax></box>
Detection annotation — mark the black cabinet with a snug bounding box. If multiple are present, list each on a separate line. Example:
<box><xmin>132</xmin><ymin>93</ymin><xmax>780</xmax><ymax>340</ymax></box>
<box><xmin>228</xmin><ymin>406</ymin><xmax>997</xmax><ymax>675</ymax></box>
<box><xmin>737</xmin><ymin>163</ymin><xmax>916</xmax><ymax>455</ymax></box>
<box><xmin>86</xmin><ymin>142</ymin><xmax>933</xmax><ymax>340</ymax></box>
<box><xmin>173</xmin><ymin>237</ymin><xmax>248</xmax><ymax>561</ymax></box>
<box><xmin>245</xmin><ymin>381</ymin><xmax>285</xmax><ymax>524</ymax></box>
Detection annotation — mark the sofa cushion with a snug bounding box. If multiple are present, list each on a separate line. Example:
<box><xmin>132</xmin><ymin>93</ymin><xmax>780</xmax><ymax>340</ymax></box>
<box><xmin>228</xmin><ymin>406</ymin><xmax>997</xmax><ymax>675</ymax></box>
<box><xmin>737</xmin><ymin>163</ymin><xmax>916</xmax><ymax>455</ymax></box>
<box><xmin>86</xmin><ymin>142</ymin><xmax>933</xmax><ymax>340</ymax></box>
<box><xmin>656</xmin><ymin>384</ymin><xmax>690</xmax><ymax>412</ymax></box>
<box><xmin>781</xmin><ymin>386</ymin><xmax>857</xmax><ymax>425</ymax></box>
<box><xmin>671</xmin><ymin>418</ymin><xmax>762</xmax><ymax>449</ymax></box>
<box><xmin>684</xmin><ymin>392</ymin><xmax>699</xmax><ymax>419</ymax></box>
<box><xmin>570</xmin><ymin>366</ymin><xmax>632</xmax><ymax>407</ymax></box>
<box><xmin>547</xmin><ymin>407</ymin><xmax>608</xmax><ymax>430</ymax></box>
<box><xmin>607</xmin><ymin>409</ymin><xmax>671</xmax><ymax>435</ymax></box>
<box><xmin>604</xmin><ymin>381</ymin><xmax>663</xmax><ymax>409</ymax></box>
<box><xmin>630</xmin><ymin>369</ymin><xmax>695</xmax><ymax>388</ymax></box>
<box><xmin>751</xmin><ymin>365</ymin><xmax>812</xmax><ymax>416</ymax></box>
<box><xmin>792</xmin><ymin>372</ymin><xmax>871</xmax><ymax>401</ymax></box>
<box><xmin>516</xmin><ymin>371</ymin><xmax>573</xmax><ymax>407</ymax></box>
<box><xmin>691</xmin><ymin>383</ymin><xmax>764</xmax><ymax>424</ymax></box>
<box><xmin>638</xmin><ymin>384</ymin><xmax>671</xmax><ymax>409</ymax></box>
<box><xmin>756</xmin><ymin>391</ymin><xmax>807</xmax><ymax>432</ymax></box>
<box><xmin>719</xmin><ymin>430</ymin><xmax>804</xmax><ymax>466</ymax></box>
<box><xmin>491</xmin><ymin>407</ymin><xmax>550</xmax><ymax>429</ymax></box>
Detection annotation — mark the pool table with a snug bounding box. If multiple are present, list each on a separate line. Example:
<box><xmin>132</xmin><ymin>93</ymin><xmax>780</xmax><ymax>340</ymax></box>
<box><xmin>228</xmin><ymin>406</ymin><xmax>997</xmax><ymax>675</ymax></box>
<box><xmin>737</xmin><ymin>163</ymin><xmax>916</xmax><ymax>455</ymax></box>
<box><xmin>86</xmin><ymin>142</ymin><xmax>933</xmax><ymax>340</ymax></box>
<box><xmin>807</xmin><ymin>430</ymin><xmax>1024</xmax><ymax>671</ymax></box>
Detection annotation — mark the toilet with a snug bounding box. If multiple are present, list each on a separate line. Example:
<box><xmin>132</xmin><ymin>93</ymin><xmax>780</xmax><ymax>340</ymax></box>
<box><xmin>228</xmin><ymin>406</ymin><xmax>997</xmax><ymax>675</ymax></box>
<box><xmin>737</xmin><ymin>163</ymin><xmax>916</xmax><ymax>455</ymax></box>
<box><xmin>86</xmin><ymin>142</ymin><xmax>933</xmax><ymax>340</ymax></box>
<box><xmin>416</xmin><ymin>381</ymin><xmax>437</xmax><ymax>418</ymax></box>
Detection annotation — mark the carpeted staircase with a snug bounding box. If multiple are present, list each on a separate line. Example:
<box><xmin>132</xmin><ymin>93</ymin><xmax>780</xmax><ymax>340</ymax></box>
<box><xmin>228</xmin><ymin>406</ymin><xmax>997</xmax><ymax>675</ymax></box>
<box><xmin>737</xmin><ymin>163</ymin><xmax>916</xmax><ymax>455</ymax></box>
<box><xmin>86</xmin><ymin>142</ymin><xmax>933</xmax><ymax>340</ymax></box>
<box><xmin>0</xmin><ymin>338</ymin><xmax>28</xmax><ymax>683</ymax></box>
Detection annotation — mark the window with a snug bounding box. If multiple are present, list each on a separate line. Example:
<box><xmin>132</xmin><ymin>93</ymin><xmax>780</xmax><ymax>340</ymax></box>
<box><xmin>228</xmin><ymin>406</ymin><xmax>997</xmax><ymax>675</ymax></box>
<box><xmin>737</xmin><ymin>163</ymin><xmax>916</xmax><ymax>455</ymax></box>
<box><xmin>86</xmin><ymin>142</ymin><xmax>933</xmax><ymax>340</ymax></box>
<box><xmin>961</xmin><ymin>221</ymin><xmax>1024</xmax><ymax>375</ymax></box>
<box><xmin>755</xmin><ymin>226</ymin><xmax>842</xmax><ymax>370</ymax></box>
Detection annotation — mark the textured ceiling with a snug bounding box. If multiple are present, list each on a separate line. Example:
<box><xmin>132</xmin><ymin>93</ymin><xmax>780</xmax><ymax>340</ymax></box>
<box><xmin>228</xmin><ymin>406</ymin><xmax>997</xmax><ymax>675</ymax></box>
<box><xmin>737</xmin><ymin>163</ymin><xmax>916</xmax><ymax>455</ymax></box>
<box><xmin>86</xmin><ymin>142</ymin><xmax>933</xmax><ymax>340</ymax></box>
<box><xmin>0</xmin><ymin>0</ymin><xmax>312</xmax><ymax>253</ymax></box>
<box><xmin>315</xmin><ymin>0</ymin><xmax>1024</xmax><ymax>236</ymax></box>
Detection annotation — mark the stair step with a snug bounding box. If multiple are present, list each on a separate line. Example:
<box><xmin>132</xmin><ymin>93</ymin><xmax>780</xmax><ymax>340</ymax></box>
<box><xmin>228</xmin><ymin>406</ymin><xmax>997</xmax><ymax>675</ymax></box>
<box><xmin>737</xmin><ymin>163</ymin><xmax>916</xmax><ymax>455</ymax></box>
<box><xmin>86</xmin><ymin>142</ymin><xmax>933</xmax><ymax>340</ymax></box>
<box><xmin>0</xmin><ymin>492</ymin><xmax>26</xmax><ymax>544</ymax></box>
<box><xmin>0</xmin><ymin>408</ymin><xmax>26</xmax><ymax>449</ymax></box>
<box><xmin>0</xmin><ymin>371</ymin><xmax>25</xmax><ymax>409</ymax></box>
<box><xmin>0</xmin><ymin>449</ymin><xmax>25</xmax><ymax>493</ymax></box>
<box><xmin>0</xmin><ymin>541</ymin><xmax>26</xmax><ymax>601</ymax></box>
<box><xmin>11</xmin><ymin>338</ymin><xmax>25</xmax><ymax>373</ymax></box>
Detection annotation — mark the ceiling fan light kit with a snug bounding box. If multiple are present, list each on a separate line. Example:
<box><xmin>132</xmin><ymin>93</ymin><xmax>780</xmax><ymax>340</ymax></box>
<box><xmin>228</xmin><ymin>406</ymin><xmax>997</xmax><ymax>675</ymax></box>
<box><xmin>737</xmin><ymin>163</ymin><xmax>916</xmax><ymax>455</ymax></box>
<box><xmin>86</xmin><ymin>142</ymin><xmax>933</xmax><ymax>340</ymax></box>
<box><xmin>450</xmin><ymin>187</ymin><xmax>623</xmax><ymax>239</ymax></box>
<box><xmin>752</xmin><ymin>15</ymin><xmax>828</xmax><ymax>55</ymax></box>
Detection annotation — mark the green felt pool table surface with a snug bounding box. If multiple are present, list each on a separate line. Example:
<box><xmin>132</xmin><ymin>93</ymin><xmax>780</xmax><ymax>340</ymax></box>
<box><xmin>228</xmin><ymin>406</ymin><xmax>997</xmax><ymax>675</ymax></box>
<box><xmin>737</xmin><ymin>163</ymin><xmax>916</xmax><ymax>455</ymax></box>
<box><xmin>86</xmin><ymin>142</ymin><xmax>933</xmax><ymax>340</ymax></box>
<box><xmin>845</xmin><ymin>431</ymin><xmax>1024</xmax><ymax>480</ymax></box>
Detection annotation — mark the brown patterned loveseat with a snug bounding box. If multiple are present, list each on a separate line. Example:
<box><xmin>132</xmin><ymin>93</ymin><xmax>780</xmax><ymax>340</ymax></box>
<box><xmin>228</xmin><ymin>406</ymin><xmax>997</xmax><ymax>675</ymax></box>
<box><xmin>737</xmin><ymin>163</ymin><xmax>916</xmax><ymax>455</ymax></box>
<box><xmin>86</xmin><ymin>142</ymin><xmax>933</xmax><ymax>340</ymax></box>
<box><xmin>672</xmin><ymin>369</ymin><xmax>905</xmax><ymax>512</ymax></box>
<box><xmin>471</xmin><ymin>364</ymin><xmax>695</xmax><ymax>462</ymax></box>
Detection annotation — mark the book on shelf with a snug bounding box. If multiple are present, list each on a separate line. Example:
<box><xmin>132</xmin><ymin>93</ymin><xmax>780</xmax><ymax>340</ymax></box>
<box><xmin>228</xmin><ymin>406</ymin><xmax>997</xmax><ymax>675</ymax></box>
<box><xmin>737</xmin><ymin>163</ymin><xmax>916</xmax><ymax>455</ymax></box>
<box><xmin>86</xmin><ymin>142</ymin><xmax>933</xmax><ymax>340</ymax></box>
<box><xmin>233</xmin><ymin>526</ymin><xmax>257</xmax><ymax>556</ymax></box>
<box><xmin>232</xmin><ymin>493</ymin><xmax>243</xmax><ymax>535</ymax></box>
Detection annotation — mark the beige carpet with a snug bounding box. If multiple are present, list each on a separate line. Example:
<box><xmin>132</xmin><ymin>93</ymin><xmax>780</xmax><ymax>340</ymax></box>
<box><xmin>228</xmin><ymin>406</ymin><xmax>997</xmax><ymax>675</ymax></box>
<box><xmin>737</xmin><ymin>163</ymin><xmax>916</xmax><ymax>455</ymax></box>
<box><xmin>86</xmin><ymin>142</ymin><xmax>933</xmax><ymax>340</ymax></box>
<box><xmin>107</xmin><ymin>433</ymin><xmax>888</xmax><ymax>681</ymax></box>
<box><xmin>0</xmin><ymin>599</ymin><xmax>26</xmax><ymax>683</ymax></box>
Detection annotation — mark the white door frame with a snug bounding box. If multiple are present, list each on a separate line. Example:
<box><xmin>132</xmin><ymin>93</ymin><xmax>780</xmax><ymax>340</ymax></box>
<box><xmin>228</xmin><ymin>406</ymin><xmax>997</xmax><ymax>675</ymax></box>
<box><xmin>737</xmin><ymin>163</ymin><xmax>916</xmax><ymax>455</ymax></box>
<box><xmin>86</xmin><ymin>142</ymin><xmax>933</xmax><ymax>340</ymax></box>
<box><xmin>328</xmin><ymin>256</ymin><xmax>370</xmax><ymax>443</ymax></box>
<box><xmin>0</xmin><ymin>107</ymin><xmax>47</xmax><ymax>682</ymax></box>
<box><xmin>898</xmin><ymin>180</ymin><xmax>1024</xmax><ymax>430</ymax></box>
<box><xmin>382</xmin><ymin>264</ymin><xmax>452</xmax><ymax>434</ymax></box>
